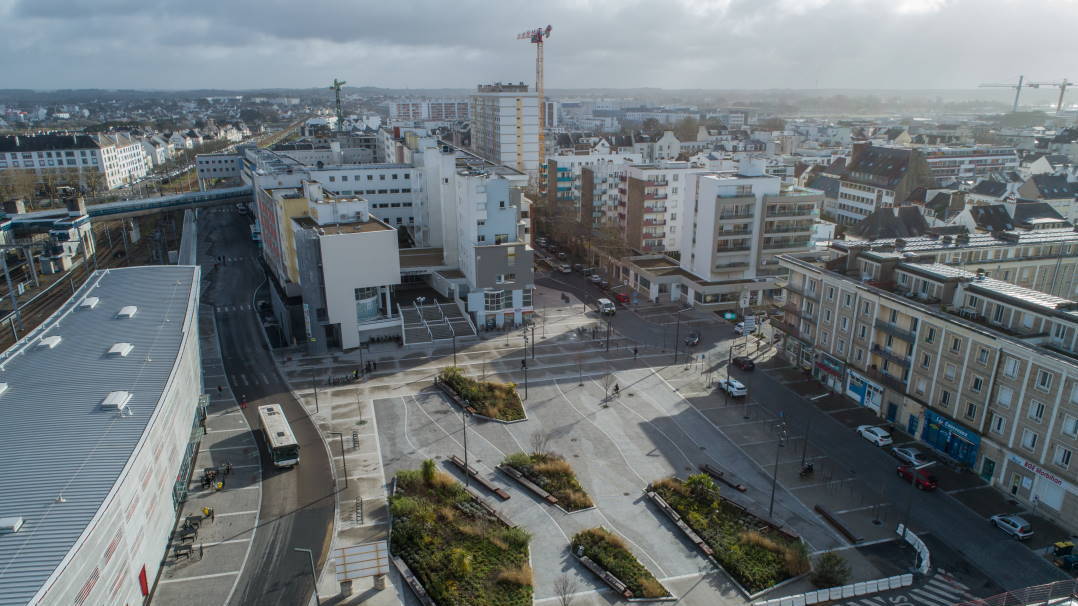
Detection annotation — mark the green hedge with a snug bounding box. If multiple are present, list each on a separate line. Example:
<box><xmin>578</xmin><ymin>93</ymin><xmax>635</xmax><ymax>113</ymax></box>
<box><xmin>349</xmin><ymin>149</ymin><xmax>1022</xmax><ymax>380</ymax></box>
<box><xmin>503</xmin><ymin>452</ymin><xmax>594</xmax><ymax>511</ymax></box>
<box><xmin>440</xmin><ymin>366</ymin><xmax>525</xmax><ymax>421</ymax></box>
<box><xmin>651</xmin><ymin>475</ymin><xmax>808</xmax><ymax>593</ymax></box>
<box><xmin>390</xmin><ymin>463</ymin><xmax>533</xmax><ymax>606</ymax></box>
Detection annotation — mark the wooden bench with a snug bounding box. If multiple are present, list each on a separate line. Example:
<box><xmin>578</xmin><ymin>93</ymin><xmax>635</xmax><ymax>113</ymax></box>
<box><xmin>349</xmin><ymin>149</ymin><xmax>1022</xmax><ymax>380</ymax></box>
<box><xmin>450</xmin><ymin>455</ymin><xmax>510</xmax><ymax>500</ymax></box>
<box><xmin>700</xmin><ymin>463</ymin><xmax>748</xmax><ymax>492</ymax></box>
<box><xmin>392</xmin><ymin>556</ymin><xmax>438</xmax><ymax>606</ymax></box>
<box><xmin>497</xmin><ymin>464</ymin><xmax>558</xmax><ymax>505</ymax></box>
<box><xmin>815</xmin><ymin>504</ymin><xmax>863</xmax><ymax>544</ymax></box>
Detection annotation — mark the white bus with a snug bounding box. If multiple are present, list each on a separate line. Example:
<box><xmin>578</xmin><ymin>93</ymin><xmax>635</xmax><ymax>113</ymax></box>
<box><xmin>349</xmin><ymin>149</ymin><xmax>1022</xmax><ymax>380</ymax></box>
<box><xmin>257</xmin><ymin>404</ymin><xmax>299</xmax><ymax>468</ymax></box>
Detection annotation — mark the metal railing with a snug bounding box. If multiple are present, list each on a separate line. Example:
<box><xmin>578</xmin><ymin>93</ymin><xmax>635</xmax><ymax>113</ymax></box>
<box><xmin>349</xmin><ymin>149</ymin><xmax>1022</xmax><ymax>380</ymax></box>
<box><xmin>871</xmin><ymin>343</ymin><xmax>911</xmax><ymax>367</ymax></box>
<box><xmin>951</xmin><ymin>579</ymin><xmax>1078</xmax><ymax>606</ymax></box>
<box><xmin>874</xmin><ymin>319</ymin><xmax>917</xmax><ymax>343</ymax></box>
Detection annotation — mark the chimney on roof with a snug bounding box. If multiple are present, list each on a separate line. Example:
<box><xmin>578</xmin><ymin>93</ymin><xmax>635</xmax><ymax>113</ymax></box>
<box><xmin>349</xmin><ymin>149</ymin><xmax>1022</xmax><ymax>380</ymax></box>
<box><xmin>895</xmin><ymin>238</ymin><xmax>906</xmax><ymax>250</ymax></box>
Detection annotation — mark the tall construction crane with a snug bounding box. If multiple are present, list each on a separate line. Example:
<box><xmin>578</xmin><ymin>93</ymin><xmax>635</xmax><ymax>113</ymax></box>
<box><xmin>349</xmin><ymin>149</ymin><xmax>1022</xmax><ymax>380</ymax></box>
<box><xmin>517</xmin><ymin>25</ymin><xmax>552</xmax><ymax>171</ymax></box>
<box><xmin>979</xmin><ymin>76</ymin><xmax>1027</xmax><ymax>112</ymax></box>
<box><xmin>329</xmin><ymin>78</ymin><xmax>347</xmax><ymax>132</ymax></box>
<box><xmin>1027</xmin><ymin>79</ymin><xmax>1073</xmax><ymax>113</ymax></box>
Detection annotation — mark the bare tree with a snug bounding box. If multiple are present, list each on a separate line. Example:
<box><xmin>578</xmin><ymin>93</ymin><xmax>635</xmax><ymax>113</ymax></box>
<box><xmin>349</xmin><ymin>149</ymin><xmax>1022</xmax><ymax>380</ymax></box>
<box><xmin>601</xmin><ymin>374</ymin><xmax>617</xmax><ymax>400</ymax></box>
<box><xmin>554</xmin><ymin>574</ymin><xmax>577</xmax><ymax>606</ymax></box>
<box><xmin>529</xmin><ymin>430</ymin><xmax>551</xmax><ymax>458</ymax></box>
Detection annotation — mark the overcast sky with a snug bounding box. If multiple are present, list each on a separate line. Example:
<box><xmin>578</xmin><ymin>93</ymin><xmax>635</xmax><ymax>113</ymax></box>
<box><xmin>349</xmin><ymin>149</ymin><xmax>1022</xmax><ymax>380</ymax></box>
<box><xmin>2</xmin><ymin>0</ymin><xmax>1076</xmax><ymax>91</ymax></box>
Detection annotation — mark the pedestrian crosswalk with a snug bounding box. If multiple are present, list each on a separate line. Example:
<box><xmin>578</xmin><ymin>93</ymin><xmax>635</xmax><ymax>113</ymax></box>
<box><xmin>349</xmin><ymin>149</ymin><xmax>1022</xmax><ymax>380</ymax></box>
<box><xmin>829</xmin><ymin>574</ymin><xmax>975</xmax><ymax>606</ymax></box>
<box><xmin>215</xmin><ymin>304</ymin><xmax>254</xmax><ymax>313</ymax></box>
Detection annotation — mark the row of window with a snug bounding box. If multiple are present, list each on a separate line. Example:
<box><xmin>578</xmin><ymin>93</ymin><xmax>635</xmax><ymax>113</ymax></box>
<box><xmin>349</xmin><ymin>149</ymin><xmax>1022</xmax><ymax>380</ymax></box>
<box><xmin>327</xmin><ymin>173</ymin><xmax>410</xmax><ymax>182</ymax></box>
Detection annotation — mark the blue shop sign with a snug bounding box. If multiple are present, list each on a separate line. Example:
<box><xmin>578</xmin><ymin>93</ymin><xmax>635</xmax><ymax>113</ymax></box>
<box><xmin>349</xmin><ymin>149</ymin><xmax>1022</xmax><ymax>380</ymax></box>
<box><xmin>921</xmin><ymin>409</ymin><xmax>980</xmax><ymax>466</ymax></box>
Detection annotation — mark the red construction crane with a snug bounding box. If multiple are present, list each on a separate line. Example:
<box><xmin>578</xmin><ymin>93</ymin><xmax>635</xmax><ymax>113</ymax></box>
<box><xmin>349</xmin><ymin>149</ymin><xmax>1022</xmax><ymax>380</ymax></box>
<box><xmin>517</xmin><ymin>25</ymin><xmax>552</xmax><ymax>170</ymax></box>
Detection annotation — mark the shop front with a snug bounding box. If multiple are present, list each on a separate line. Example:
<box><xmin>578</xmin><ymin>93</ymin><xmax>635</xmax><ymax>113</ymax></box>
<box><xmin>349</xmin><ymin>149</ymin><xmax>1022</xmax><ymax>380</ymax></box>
<box><xmin>921</xmin><ymin>410</ymin><xmax>980</xmax><ymax>467</ymax></box>
<box><xmin>814</xmin><ymin>353</ymin><xmax>845</xmax><ymax>392</ymax></box>
<box><xmin>1006</xmin><ymin>454</ymin><xmax>1072</xmax><ymax>512</ymax></box>
<box><xmin>845</xmin><ymin>369</ymin><xmax>883</xmax><ymax>412</ymax></box>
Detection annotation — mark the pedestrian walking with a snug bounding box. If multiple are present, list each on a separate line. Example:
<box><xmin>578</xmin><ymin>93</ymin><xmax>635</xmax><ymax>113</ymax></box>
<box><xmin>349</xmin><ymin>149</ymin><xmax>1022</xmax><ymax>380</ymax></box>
<box><xmin>633</xmin><ymin>346</ymin><xmax>638</xmax><ymax>359</ymax></box>
<box><xmin>224</xmin><ymin>461</ymin><xmax>232</xmax><ymax>475</ymax></box>
<box><xmin>210</xmin><ymin>508</ymin><xmax>216</xmax><ymax>522</ymax></box>
<box><xmin>240</xmin><ymin>394</ymin><xmax>247</xmax><ymax>409</ymax></box>
<box><xmin>373</xmin><ymin>360</ymin><xmax>377</xmax><ymax>371</ymax></box>
<box><xmin>217</xmin><ymin>385</ymin><xmax>222</xmax><ymax>394</ymax></box>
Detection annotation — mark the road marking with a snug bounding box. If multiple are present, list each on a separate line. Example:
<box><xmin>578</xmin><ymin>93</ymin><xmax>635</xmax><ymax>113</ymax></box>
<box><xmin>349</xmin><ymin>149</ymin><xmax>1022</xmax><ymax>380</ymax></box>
<box><xmin>810</xmin><ymin>393</ymin><xmax>830</xmax><ymax>400</ymax></box>
<box><xmin>239</xmin><ymin>374</ymin><xmax>249</xmax><ymax>386</ymax></box>
<box><xmin>909</xmin><ymin>589</ymin><xmax>954</xmax><ymax>606</ymax></box>
<box><xmin>203</xmin><ymin>444</ymin><xmax>256</xmax><ymax>451</ymax></box>
<box><xmin>944</xmin><ymin>485</ymin><xmax>987</xmax><ymax>495</ymax></box>
<box><xmin>200</xmin><ymin>538</ymin><xmax>252</xmax><ymax>547</ymax></box>
<box><xmin>204</xmin><ymin>428</ymin><xmax>251</xmax><ymax>434</ymax></box>
<box><xmin>214</xmin><ymin>509</ymin><xmax>260</xmax><ymax>518</ymax></box>
<box><xmin>157</xmin><ymin>571</ymin><xmax>241</xmax><ymax>584</ymax></box>
<box><xmin>258</xmin><ymin>372</ymin><xmax>269</xmax><ymax>384</ymax></box>
<box><xmin>832</xmin><ymin>503</ymin><xmax>888</xmax><ymax>515</ymax></box>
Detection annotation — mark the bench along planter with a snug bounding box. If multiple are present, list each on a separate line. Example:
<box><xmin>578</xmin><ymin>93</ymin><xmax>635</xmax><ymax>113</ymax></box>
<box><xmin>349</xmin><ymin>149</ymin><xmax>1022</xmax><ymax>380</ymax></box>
<box><xmin>497</xmin><ymin>463</ymin><xmax>559</xmax><ymax>505</ymax></box>
<box><xmin>450</xmin><ymin>455</ymin><xmax>511</xmax><ymax>500</ymax></box>
<box><xmin>645</xmin><ymin>491</ymin><xmax>716</xmax><ymax>560</ymax></box>
<box><xmin>461</xmin><ymin>485</ymin><xmax>516</xmax><ymax>528</ymax></box>
<box><xmin>392</xmin><ymin>555</ymin><xmax>438</xmax><ymax>606</ymax></box>
<box><xmin>699</xmin><ymin>463</ymin><xmax>747</xmax><ymax>492</ymax></box>
<box><xmin>434</xmin><ymin>379</ymin><xmax>477</xmax><ymax>415</ymax></box>
<box><xmin>577</xmin><ymin>553</ymin><xmax>633</xmax><ymax>599</ymax></box>
<box><xmin>435</xmin><ymin>369</ymin><xmax>527</xmax><ymax>423</ymax></box>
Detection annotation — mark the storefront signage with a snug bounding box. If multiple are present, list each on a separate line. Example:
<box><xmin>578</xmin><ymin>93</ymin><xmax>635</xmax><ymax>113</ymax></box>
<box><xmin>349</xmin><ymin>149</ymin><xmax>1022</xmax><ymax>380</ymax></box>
<box><xmin>816</xmin><ymin>354</ymin><xmax>843</xmax><ymax>378</ymax></box>
<box><xmin>924</xmin><ymin>410</ymin><xmax>979</xmax><ymax>446</ymax></box>
<box><xmin>1007</xmin><ymin>453</ymin><xmax>1073</xmax><ymax>493</ymax></box>
<box><xmin>846</xmin><ymin>370</ymin><xmax>882</xmax><ymax>411</ymax></box>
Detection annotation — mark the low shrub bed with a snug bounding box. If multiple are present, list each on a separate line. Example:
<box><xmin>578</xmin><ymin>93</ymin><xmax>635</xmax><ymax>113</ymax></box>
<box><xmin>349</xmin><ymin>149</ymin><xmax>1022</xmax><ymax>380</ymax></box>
<box><xmin>390</xmin><ymin>460</ymin><xmax>532</xmax><ymax>606</ymax></box>
<box><xmin>503</xmin><ymin>452</ymin><xmax>593</xmax><ymax>511</ymax></box>
<box><xmin>439</xmin><ymin>366</ymin><xmax>525</xmax><ymax>422</ymax></box>
<box><xmin>650</xmin><ymin>475</ymin><xmax>808</xmax><ymax>594</ymax></box>
<box><xmin>571</xmin><ymin>527</ymin><xmax>670</xmax><ymax>599</ymax></box>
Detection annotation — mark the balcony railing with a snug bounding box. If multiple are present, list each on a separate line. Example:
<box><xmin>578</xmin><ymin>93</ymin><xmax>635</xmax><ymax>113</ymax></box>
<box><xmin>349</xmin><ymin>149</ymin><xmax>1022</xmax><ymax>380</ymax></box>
<box><xmin>774</xmin><ymin>320</ymin><xmax>800</xmax><ymax>340</ymax></box>
<box><xmin>643</xmin><ymin>219</ymin><xmax>667</xmax><ymax>226</ymax></box>
<box><xmin>715</xmin><ymin>245</ymin><xmax>751</xmax><ymax>253</ymax></box>
<box><xmin>767</xmin><ymin>208</ymin><xmax>815</xmax><ymax>218</ymax></box>
<box><xmin>871</xmin><ymin>343</ymin><xmax>911</xmax><ymax>368</ymax></box>
<box><xmin>719</xmin><ymin>212</ymin><xmax>754</xmax><ymax>220</ymax></box>
<box><xmin>764</xmin><ymin>240</ymin><xmax>811</xmax><ymax>250</ymax></box>
<box><xmin>644</xmin><ymin>232</ymin><xmax>666</xmax><ymax>239</ymax></box>
<box><xmin>756</xmin><ymin>266</ymin><xmax>788</xmax><ymax>276</ymax></box>
<box><xmin>874</xmin><ymin>319</ymin><xmax>917</xmax><ymax>343</ymax></box>
<box><xmin>784</xmin><ymin>281</ymin><xmax>820</xmax><ymax>300</ymax></box>
<box><xmin>644</xmin><ymin>206</ymin><xmax>668</xmax><ymax>213</ymax></box>
<box><xmin>644</xmin><ymin>193</ymin><xmax>668</xmax><ymax>200</ymax></box>
<box><xmin>866</xmin><ymin>367</ymin><xmax>907</xmax><ymax>392</ymax></box>
<box><xmin>645</xmin><ymin>180</ymin><xmax>668</xmax><ymax>187</ymax></box>
<box><xmin>766</xmin><ymin>224</ymin><xmax>813</xmax><ymax>234</ymax></box>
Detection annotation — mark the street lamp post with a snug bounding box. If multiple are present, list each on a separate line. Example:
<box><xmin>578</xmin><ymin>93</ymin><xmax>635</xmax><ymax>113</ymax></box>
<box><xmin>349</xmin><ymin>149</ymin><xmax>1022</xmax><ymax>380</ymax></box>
<box><xmin>293</xmin><ymin>547</ymin><xmax>321</xmax><ymax>606</ymax></box>
<box><xmin>462</xmin><ymin>409</ymin><xmax>470</xmax><ymax>489</ymax></box>
<box><xmin>673</xmin><ymin>311</ymin><xmax>682</xmax><ymax>365</ymax></box>
<box><xmin>327</xmin><ymin>432</ymin><xmax>348</xmax><ymax>489</ymax></box>
<box><xmin>769</xmin><ymin>424</ymin><xmax>788</xmax><ymax>519</ymax></box>
<box><xmin>801</xmin><ymin>417</ymin><xmax>813</xmax><ymax>467</ymax></box>
<box><xmin>452</xmin><ymin>334</ymin><xmax>457</xmax><ymax>367</ymax></box>
<box><xmin>522</xmin><ymin>358</ymin><xmax>528</xmax><ymax>400</ymax></box>
<box><xmin>605</xmin><ymin>315</ymin><xmax>612</xmax><ymax>352</ymax></box>
<box><xmin>901</xmin><ymin>461</ymin><xmax>935</xmax><ymax>536</ymax></box>
<box><xmin>311</xmin><ymin>376</ymin><xmax>319</xmax><ymax>414</ymax></box>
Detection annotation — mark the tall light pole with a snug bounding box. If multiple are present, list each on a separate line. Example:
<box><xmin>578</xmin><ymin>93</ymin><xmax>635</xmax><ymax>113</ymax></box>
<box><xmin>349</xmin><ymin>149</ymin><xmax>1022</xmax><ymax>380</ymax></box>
<box><xmin>293</xmin><ymin>547</ymin><xmax>321</xmax><ymax>606</ymax></box>
<box><xmin>452</xmin><ymin>333</ymin><xmax>457</xmax><ymax>367</ymax></box>
<box><xmin>521</xmin><ymin>358</ymin><xmax>528</xmax><ymax>400</ymax></box>
<box><xmin>328</xmin><ymin>431</ymin><xmax>348</xmax><ymax>489</ymax></box>
<box><xmin>769</xmin><ymin>424</ymin><xmax>788</xmax><ymax>519</ymax></box>
<box><xmin>462</xmin><ymin>408</ymin><xmax>470</xmax><ymax>489</ymax></box>
<box><xmin>901</xmin><ymin>461</ymin><xmax>935</xmax><ymax>536</ymax></box>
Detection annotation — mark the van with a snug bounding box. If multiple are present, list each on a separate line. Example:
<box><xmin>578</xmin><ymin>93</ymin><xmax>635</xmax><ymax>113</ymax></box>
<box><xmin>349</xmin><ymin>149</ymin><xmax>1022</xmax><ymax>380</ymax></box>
<box><xmin>597</xmin><ymin>298</ymin><xmax>616</xmax><ymax>315</ymax></box>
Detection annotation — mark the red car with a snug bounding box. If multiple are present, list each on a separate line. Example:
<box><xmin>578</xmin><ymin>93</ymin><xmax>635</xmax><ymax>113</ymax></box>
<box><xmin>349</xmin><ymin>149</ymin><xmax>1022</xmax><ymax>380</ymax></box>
<box><xmin>732</xmin><ymin>356</ymin><xmax>755</xmax><ymax>370</ymax></box>
<box><xmin>614</xmin><ymin>292</ymin><xmax>630</xmax><ymax>304</ymax></box>
<box><xmin>897</xmin><ymin>465</ymin><xmax>938</xmax><ymax>490</ymax></box>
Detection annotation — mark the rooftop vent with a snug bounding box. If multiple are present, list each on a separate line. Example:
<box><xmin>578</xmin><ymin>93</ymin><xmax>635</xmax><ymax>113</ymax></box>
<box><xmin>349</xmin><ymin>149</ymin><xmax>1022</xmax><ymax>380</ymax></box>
<box><xmin>100</xmin><ymin>390</ymin><xmax>133</xmax><ymax>411</ymax></box>
<box><xmin>108</xmin><ymin>342</ymin><xmax>134</xmax><ymax>357</ymax></box>
<box><xmin>79</xmin><ymin>297</ymin><xmax>99</xmax><ymax>310</ymax></box>
<box><xmin>39</xmin><ymin>335</ymin><xmax>61</xmax><ymax>349</ymax></box>
<box><xmin>117</xmin><ymin>306</ymin><xmax>137</xmax><ymax>318</ymax></box>
<box><xmin>0</xmin><ymin>517</ymin><xmax>25</xmax><ymax>534</ymax></box>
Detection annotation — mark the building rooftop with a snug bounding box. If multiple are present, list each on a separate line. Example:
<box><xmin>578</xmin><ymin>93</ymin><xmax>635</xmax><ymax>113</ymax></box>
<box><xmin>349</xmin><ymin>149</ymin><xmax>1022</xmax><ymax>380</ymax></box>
<box><xmin>0</xmin><ymin>265</ymin><xmax>198</xmax><ymax>605</ymax></box>
<box><xmin>399</xmin><ymin>248</ymin><xmax>447</xmax><ymax>268</ymax></box>
<box><xmin>293</xmin><ymin>215</ymin><xmax>392</xmax><ymax>234</ymax></box>
<box><xmin>834</xmin><ymin>228</ymin><xmax>1078</xmax><ymax>253</ymax></box>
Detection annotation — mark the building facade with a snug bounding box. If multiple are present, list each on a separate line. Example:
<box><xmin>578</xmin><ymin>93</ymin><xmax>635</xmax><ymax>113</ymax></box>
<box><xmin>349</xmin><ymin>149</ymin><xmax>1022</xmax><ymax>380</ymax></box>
<box><xmin>0</xmin><ymin>133</ymin><xmax>149</xmax><ymax>191</ymax></box>
<box><xmin>827</xmin><ymin>144</ymin><xmax>933</xmax><ymax>226</ymax></box>
<box><xmin>469</xmin><ymin>83</ymin><xmax>540</xmax><ymax>176</ymax></box>
<box><xmin>920</xmin><ymin>146</ymin><xmax>1019</xmax><ymax>186</ymax></box>
<box><xmin>777</xmin><ymin>251</ymin><xmax>1078</xmax><ymax>532</ymax></box>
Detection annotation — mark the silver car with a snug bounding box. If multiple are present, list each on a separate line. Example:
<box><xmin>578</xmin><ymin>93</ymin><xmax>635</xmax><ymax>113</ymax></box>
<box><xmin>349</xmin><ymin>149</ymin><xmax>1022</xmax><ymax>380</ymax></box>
<box><xmin>989</xmin><ymin>514</ymin><xmax>1033</xmax><ymax>540</ymax></box>
<box><xmin>891</xmin><ymin>447</ymin><xmax>931</xmax><ymax>466</ymax></box>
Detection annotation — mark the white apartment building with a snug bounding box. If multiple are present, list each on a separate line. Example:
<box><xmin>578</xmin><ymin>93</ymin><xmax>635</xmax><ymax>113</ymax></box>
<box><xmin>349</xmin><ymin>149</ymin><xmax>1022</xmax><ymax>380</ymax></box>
<box><xmin>0</xmin><ymin>133</ymin><xmax>149</xmax><ymax>191</ymax></box>
<box><xmin>540</xmin><ymin>149</ymin><xmax>641</xmax><ymax>236</ymax></box>
<box><xmin>469</xmin><ymin>83</ymin><xmax>540</xmax><ymax>176</ymax></box>
<box><xmin>616</xmin><ymin>161</ymin><xmax>708</xmax><ymax>252</ymax></box>
<box><xmin>920</xmin><ymin>146</ymin><xmax>1020</xmax><ymax>186</ymax></box>
<box><xmin>389</xmin><ymin>99</ymin><xmax>470</xmax><ymax>122</ymax></box>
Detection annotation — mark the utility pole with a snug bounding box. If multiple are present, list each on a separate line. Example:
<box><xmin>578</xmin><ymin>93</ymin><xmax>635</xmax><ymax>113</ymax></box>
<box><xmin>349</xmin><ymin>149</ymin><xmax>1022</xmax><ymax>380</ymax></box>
<box><xmin>462</xmin><ymin>409</ymin><xmax>470</xmax><ymax>489</ymax></box>
<box><xmin>0</xmin><ymin>253</ymin><xmax>22</xmax><ymax>332</ymax></box>
<box><xmin>769</xmin><ymin>424</ymin><xmax>788</xmax><ymax>519</ymax></box>
<box><xmin>293</xmin><ymin>548</ymin><xmax>321</xmax><ymax>606</ymax></box>
<box><xmin>328</xmin><ymin>431</ymin><xmax>348</xmax><ymax>489</ymax></box>
<box><xmin>311</xmin><ymin>376</ymin><xmax>319</xmax><ymax>413</ymax></box>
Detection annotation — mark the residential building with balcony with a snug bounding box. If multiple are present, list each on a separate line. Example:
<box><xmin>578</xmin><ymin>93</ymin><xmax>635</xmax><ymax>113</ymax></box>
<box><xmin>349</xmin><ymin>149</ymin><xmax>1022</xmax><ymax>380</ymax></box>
<box><xmin>614</xmin><ymin>161</ymin><xmax>707</xmax><ymax>252</ymax></box>
<box><xmin>826</xmin><ymin>143</ymin><xmax>934</xmax><ymax>226</ymax></box>
<box><xmin>0</xmin><ymin>133</ymin><xmax>149</xmax><ymax>191</ymax></box>
<box><xmin>776</xmin><ymin>249</ymin><xmax>1078</xmax><ymax>533</ymax></box>
<box><xmin>920</xmin><ymin>145</ymin><xmax>1019</xmax><ymax>187</ymax></box>
<box><xmin>539</xmin><ymin>149</ymin><xmax>640</xmax><ymax>239</ymax></box>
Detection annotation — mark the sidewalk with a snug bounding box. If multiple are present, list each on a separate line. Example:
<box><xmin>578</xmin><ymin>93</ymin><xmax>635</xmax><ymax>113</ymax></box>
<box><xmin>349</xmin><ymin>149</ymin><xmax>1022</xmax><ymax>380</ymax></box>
<box><xmin>151</xmin><ymin>306</ymin><xmax>262</xmax><ymax>606</ymax></box>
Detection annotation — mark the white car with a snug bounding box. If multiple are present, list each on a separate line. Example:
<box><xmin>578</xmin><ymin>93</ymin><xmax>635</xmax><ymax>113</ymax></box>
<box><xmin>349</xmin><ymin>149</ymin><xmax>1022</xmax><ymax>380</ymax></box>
<box><xmin>734</xmin><ymin>322</ymin><xmax>757</xmax><ymax>335</ymax></box>
<box><xmin>559</xmin><ymin>264</ymin><xmax>572</xmax><ymax>273</ymax></box>
<box><xmin>719</xmin><ymin>378</ymin><xmax>748</xmax><ymax>397</ymax></box>
<box><xmin>891</xmin><ymin>446</ymin><xmax>931</xmax><ymax>466</ymax></box>
<box><xmin>989</xmin><ymin>514</ymin><xmax>1033</xmax><ymax>540</ymax></box>
<box><xmin>857</xmin><ymin>425</ymin><xmax>893</xmax><ymax>447</ymax></box>
<box><xmin>589</xmin><ymin>274</ymin><xmax>603</xmax><ymax>284</ymax></box>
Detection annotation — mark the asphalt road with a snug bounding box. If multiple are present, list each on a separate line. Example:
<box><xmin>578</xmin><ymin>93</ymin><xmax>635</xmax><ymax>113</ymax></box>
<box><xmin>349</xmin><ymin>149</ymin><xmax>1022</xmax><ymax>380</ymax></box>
<box><xmin>731</xmin><ymin>362</ymin><xmax>1067</xmax><ymax>590</ymax></box>
<box><xmin>199</xmin><ymin>208</ymin><xmax>335</xmax><ymax>606</ymax></box>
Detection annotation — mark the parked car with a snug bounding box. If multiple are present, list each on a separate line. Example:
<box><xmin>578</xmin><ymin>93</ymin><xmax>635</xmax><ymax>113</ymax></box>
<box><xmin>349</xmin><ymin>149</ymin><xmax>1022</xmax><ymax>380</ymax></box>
<box><xmin>557</xmin><ymin>252</ymin><xmax>568</xmax><ymax>259</ymax></box>
<box><xmin>989</xmin><ymin>514</ymin><xmax>1034</xmax><ymax>540</ymax></box>
<box><xmin>558</xmin><ymin>264</ymin><xmax>572</xmax><ymax>273</ymax></box>
<box><xmin>732</xmin><ymin>356</ymin><xmax>755</xmax><ymax>370</ymax></box>
<box><xmin>857</xmin><ymin>425</ymin><xmax>893</xmax><ymax>447</ymax></box>
<box><xmin>684</xmin><ymin>332</ymin><xmax>700</xmax><ymax>347</ymax></box>
<box><xmin>897</xmin><ymin>465</ymin><xmax>938</xmax><ymax>490</ymax></box>
<box><xmin>614</xmin><ymin>292</ymin><xmax>630</xmax><ymax>304</ymax></box>
<box><xmin>599</xmin><ymin>280</ymin><xmax>609</xmax><ymax>290</ymax></box>
<box><xmin>573</xmin><ymin>263</ymin><xmax>585</xmax><ymax>272</ymax></box>
<box><xmin>589</xmin><ymin>274</ymin><xmax>603</xmax><ymax>284</ymax></box>
<box><xmin>734</xmin><ymin>322</ymin><xmax>758</xmax><ymax>335</ymax></box>
<box><xmin>892</xmin><ymin>447</ymin><xmax>931</xmax><ymax>466</ymax></box>
<box><xmin>597</xmin><ymin>298</ymin><xmax>616</xmax><ymax>315</ymax></box>
<box><xmin>719</xmin><ymin>378</ymin><xmax>748</xmax><ymax>397</ymax></box>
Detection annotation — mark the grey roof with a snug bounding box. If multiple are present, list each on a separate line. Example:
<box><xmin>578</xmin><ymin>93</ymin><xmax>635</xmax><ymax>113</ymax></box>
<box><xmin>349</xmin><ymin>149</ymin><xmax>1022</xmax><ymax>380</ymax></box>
<box><xmin>0</xmin><ymin>265</ymin><xmax>199</xmax><ymax>605</ymax></box>
<box><xmin>969</xmin><ymin>180</ymin><xmax>1008</xmax><ymax>197</ymax></box>
<box><xmin>835</xmin><ymin>227</ymin><xmax>1078</xmax><ymax>253</ymax></box>
<box><xmin>850</xmin><ymin>206</ymin><xmax>929</xmax><ymax>239</ymax></box>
